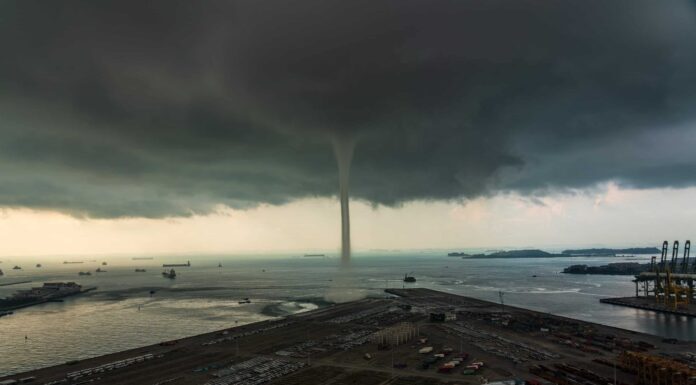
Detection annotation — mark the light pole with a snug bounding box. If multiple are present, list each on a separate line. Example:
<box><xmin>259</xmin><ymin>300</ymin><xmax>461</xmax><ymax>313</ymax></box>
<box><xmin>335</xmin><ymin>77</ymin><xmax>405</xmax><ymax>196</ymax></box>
<box><xmin>613</xmin><ymin>339</ymin><xmax>617</xmax><ymax>385</ymax></box>
<box><xmin>391</xmin><ymin>349</ymin><xmax>394</xmax><ymax>378</ymax></box>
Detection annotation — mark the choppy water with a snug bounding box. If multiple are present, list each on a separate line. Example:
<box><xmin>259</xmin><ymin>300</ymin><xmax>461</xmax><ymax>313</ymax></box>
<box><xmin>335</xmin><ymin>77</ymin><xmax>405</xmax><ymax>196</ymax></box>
<box><xmin>1</xmin><ymin>252</ymin><xmax>694</xmax><ymax>375</ymax></box>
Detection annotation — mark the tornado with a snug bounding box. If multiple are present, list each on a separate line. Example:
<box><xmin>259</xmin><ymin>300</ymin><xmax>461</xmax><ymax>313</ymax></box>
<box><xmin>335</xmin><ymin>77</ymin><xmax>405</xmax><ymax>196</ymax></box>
<box><xmin>333</xmin><ymin>135</ymin><xmax>355</xmax><ymax>266</ymax></box>
<box><xmin>325</xmin><ymin>134</ymin><xmax>363</xmax><ymax>303</ymax></box>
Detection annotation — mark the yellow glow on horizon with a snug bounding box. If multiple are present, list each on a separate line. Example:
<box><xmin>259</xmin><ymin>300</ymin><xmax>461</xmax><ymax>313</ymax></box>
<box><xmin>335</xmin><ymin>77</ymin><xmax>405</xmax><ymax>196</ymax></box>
<box><xmin>1</xmin><ymin>184</ymin><xmax>695</xmax><ymax>259</ymax></box>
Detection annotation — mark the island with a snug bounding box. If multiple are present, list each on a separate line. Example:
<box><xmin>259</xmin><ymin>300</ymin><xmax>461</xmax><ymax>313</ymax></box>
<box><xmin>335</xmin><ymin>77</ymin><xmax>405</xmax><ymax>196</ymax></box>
<box><xmin>462</xmin><ymin>249</ymin><xmax>564</xmax><ymax>259</ymax></box>
<box><xmin>562</xmin><ymin>262</ymin><xmax>651</xmax><ymax>275</ymax></box>
<box><xmin>450</xmin><ymin>247</ymin><xmax>661</xmax><ymax>259</ymax></box>
<box><xmin>561</xmin><ymin>247</ymin><xmax>660</xmax><ymax>256</ymax></box>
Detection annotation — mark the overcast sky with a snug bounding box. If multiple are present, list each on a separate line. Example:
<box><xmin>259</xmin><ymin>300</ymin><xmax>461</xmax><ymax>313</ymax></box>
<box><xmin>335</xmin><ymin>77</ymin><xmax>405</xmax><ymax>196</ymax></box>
<box><xmin>1</xmin><ymin>1</ymin><xmax>695</xmax><ymax>257</ymax></box>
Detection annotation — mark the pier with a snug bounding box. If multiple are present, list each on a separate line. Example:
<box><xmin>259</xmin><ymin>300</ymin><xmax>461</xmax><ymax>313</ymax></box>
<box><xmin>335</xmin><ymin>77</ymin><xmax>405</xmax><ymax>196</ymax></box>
<box><xmin>600</xmin><ymin>241</ymin><xmax>696</xmax><ymax>318</ymax></box>
<box><xmin>0</xmin><ymin>285</ymin><xmax>96</xmax><ymax>312</ymax></box>
<box><xmin>600</xmin><ymin>297</ymin><xmax>696</xmax><ymax>317</ymax></box>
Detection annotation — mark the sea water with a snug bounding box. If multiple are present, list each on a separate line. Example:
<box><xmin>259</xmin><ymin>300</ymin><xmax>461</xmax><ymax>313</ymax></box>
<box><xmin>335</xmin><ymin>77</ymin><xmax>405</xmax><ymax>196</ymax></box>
<box><xmin>0</xmin><ymin>251</ymin><xmax>693</xmax><ymax>375</ymax></box>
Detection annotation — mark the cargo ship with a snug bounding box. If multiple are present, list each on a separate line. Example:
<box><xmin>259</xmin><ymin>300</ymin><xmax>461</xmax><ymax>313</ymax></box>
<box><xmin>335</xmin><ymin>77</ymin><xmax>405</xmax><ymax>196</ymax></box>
<box><xmin>0</xmin><ymin>282</ymin><xmax>93</xmax><ymax>311</ymax></box>
<box><xmin>162</xmin><ymin>261</ymin><xmax>190</xmax><ymax>267</ymax></box>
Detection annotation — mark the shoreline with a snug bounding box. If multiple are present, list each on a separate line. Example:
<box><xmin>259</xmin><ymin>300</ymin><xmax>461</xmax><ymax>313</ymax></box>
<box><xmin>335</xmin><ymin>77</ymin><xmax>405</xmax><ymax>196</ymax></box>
<box><xmin>600</xmin><ymin>296</ymin><xmax>696</xmax><ymax>318</ymax></box>
<box><xmin>3</xmin><ymin>288</ymin><xmax>694</xmax><ymax>385</ymax></box>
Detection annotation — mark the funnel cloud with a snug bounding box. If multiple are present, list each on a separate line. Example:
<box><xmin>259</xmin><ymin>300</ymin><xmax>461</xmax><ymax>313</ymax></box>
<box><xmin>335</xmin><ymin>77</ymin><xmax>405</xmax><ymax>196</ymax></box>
<box><xmin>333</xmin><ymin>135</ymin><xmax>356</xmax><ymax>264</ymax></box>
<box><xmin>0</xmin><ymin>0</ymin><xmax>695</xmax><ymax>218</ymax></box>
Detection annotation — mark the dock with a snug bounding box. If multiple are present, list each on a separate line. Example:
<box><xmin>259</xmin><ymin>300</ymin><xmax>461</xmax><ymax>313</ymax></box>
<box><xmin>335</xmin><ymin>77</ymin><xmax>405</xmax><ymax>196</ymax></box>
<box><xmin>2</xmin><ymin>288</ymin><xmax>695</xmax><ymax>385</ymax></box>
<box><xmin>600</xmin><ymin>240</ymin><xmax>696</xmax><ymax>317</ymax></box>
<box><xmin>0</xmin><ymin>286</ymin><xmax>96</xmax><ymax>312</ymax></box>
<box><xmin>600</xmin><ymin>296</ymin><xmax>696</xmax><ymax>317</ymax></box>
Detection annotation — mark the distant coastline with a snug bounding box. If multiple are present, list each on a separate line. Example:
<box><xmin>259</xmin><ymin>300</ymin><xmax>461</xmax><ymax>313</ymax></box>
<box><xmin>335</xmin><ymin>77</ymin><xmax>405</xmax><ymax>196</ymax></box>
<box><xmin>562</xmin><ymin>262</ymin><xmax>650</xmax><ymax>275</ymax></box>
<box><xmin>449</xmin><ymin>247</ymin><xmax>660</xmax><ymax>259</ymax></box>
<box><xmin>561</xmin><ymin>247</ymin><xmax>660</xmax><ymax>256</ymax></box>
<box><xmin>462</xmin><ymin>249</ymin><xmax>564</xmax><ymax>258</ymax></box>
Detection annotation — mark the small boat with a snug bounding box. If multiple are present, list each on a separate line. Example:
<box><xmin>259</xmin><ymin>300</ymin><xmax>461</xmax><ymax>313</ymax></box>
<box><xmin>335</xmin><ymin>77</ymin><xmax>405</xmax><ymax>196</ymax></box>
<box><xmin>12</xmin><ymin>265</ymin><xmax>21</xmax><ymax>270</ymax></box>
<box><xmin>218</xmin><ymin>262</ymin><xmax>222</xmax><ymax>268</ymax></box>
<box><xmin>96</xmin><ymin>268</ymin><xmax>106</xmax><ymax>273</ymax></box>
<box><xmin>403</xmin><ymin>273</ymin><xmax>416</xmax><ymax>283</ymax></box>
<box><xmin>162</xmin><ymin>269</ymin><xmax>176</xmax><ymax>279</ymax></box>
<box><xmin>102</xmin><ymin>262</ymin><xmax>108</xmax><ymax>266</ymax></box>
<box><xmin>78</xmin><ymin>271</ymin><xmax>92</xmax><ymax>276</ymax></box>
<box><xmin>135</xmin><ymin>268</ymin><xmax>147</xmax><ymax>272</ymax></box>
<box><xmin>238</xmin><ymin>297</ymin><xmax>251</xmax><ymax>304</ymax></box>
<box><xmin>0</xmin><ymin>269</ymin><xmax>4</xmax><ymax>276</ymax></box>
<box><xmin>36</xmin><ymin>264</ymin><xmax>42</xmax><ymax>268</ymax></box>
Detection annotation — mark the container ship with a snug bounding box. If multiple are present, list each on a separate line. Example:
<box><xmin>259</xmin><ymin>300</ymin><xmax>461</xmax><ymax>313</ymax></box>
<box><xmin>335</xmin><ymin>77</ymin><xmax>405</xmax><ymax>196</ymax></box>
<box><xmin>0</xmin><ymin>282</ymin><xmax>90</xmax><ymax>311</ymax></box>
<box><xmin>162</xmin><ymin>261</ymin><xmax>190</xmax><ymax>267</ymax></box>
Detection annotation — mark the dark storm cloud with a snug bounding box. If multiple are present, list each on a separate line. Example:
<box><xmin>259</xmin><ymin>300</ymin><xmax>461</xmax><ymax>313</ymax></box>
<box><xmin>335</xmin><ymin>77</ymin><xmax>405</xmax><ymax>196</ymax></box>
<box><xmin>0</xmin><ymin>0</ymin><xmax>695</xmax><ymax>217</ymax></box>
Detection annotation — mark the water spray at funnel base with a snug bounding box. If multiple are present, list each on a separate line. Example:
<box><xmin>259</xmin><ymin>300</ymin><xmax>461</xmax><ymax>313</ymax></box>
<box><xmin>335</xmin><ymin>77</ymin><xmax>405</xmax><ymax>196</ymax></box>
<box><xmin>325</xmin><ymin>135</ymin><xmax>365</xmax><ymax>303</ymax></box>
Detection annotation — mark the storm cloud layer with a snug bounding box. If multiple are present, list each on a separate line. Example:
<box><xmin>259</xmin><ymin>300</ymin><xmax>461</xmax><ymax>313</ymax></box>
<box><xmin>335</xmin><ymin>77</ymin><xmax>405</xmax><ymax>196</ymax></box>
<box><xmin>1</xmin><ymin>0</ymin><xmax>695</xmax><ymax>218</ymax></box>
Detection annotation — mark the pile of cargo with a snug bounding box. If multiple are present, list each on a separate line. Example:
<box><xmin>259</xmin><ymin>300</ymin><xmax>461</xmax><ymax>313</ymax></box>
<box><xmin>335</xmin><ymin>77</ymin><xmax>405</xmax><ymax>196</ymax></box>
<box><xmin>439</xmin><ymin>357</ymin><xmax>479</xmax><ymax>373</ymax></box>
<box><xmin>419</xmin><ymin>347</ymin><xmax>473</xmax><ymax>374</ymax></box>
<box><xmin>327</xmin><ymin>307</ymin><xmax>384</xmax><ymax>324</ymax></box>
<box><xmin>529</xmin><ymin>363</ymin><xmax>630</xmax><ymax>385</ymax></box>
<box><xmin>444</xmin><ymin>322</ymin><xmax>559</xmax><ymax>363</ymax></box>
<box><xmin>207</xmin><ymin>357</ymin><xmax>305</xmax><ymax>385</ymax></box>
<box><xmin>65</xmin><ymin>353</ymin><xmax>155</xmax><ymax>381</ymax></box>
<box><xmin>202</xmin><ymin>321</ymin><xmax>293</xmax><ymax>346</ymax></box>
<box><xmin>275</xmin><ymin>326</ymin><xmax>374</xmax><ymax>357</ymax></box>
<box><xmin>619</xmin><ymin>351</ymin><xmax>696</xmax><ymax>385</ymax></box>
<box><xmin>552</xmin><ymin>331</ymin><xmax>654</xmax><ymax>355</ymax></box>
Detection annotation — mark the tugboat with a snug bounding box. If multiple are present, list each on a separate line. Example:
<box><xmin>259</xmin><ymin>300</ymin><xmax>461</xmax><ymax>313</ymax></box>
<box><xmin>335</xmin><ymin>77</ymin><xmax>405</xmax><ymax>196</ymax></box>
<box><xmin>78</xmin><ymin>271</ymin><xmax>92</xmax><ymax>276</ymax></box>
<box><xmin>162</xmin><ymin>269</ymin><xmax>176</xmax><ymax>279</ymax></box>
<box><xmin>13</xmin><ymin>265</ymin><xmax>21</xmax><ymax>270</ymax></box>
<box><xmin>403</xmin><ymin>273</ymin><xmax>416</xmax><ymax>283</ymax></box>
